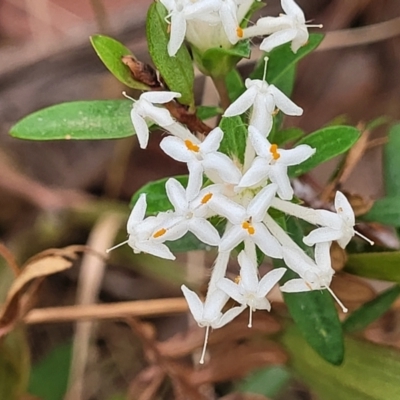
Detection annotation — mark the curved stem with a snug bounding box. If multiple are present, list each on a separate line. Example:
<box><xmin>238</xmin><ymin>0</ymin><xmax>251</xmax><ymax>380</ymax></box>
<box><xmin>211</xmin><ymin>76</ymin><xmax>231</xmax><ymax>111</ymax></box>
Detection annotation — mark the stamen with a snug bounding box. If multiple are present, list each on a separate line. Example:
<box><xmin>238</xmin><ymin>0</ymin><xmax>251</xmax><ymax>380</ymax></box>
<box><xmin>242</xmin><ymin>221</ymin><xmax>255</xmax><ymax>235</ymax></box>
<box><xmin>106</xmin><ymin>240</ymin><xmax>129</xmax><ymax>253</ymax></box>
<box><xmin>326</xmin><ymin>286</ymin><xmax>348</xmax><ymax>313</ymax></box>
<box><xmin>167</xmin><ymin>24</ymin><xmax>171</xmax><ymax>34</ymax></box>
<box><xmin>306</xmin><ymin>23</ymin><xmax>323</xmax><ymax>28</ymax></box>
<box><xmin>269</xmin><ymin>144</ymin><xmax>280</xmax><ymax>160</ymax></box>
<box><xmin>234</xmin><ymin>275</ymin><xmax>241</xmax><ymax>284</ymax></box>
<box><xmin>184</xmin><ymin>140</ymin><xmax>200</xmax><ymax>152</ymax></box>
<box><xmin>262</xmin><ymin>56</ymin><xmax>269</xmax><ymax>81</ymax></box>
<box><xmin>201</xmin><ymin>193</ymin><xmax>213</xmax><ymax>204</ymax></box>
<box><xmin>199</xmin><ymin>325</ymin><xmax>210</xmax><ymax>364</ymax></box>
<box><xmin>355</xmin><ymin>230</ymin><xmax>374</xmax><ymax>246</ymax></box>
<box><xmin>122</xmin><ymin>91</ymin><xmax>135</xmax><ymax>102</ymax></box>
<box><xmin>248</xmin><ymin>308</ymin><xmax>253</xmax><ymax>328</ymax></box>
<box><xmin>153</xmin><ymin>228</ymin><xmax>167</xmax><ymax>238</ymax></box>
<box><xmin>236</xmin><ymin>27</ymin><xmax>244</xmax><ymax>38</ymax></box>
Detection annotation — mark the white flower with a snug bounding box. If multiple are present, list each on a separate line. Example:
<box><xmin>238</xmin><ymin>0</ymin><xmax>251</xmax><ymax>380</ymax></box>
<box><xmin>181</xmin><ymin>285</ymin><xmax>245</xmax><ymax>363</ymax></box>
<box><xmin>239</xmin><ymin>126</ymin><xmax>315</xmax><ymax>199</ymax></box>
<box><xmin>209</xmin><ymin>184</ymin><xmax>283</xmax><ymax>258</ymax></box>
<box><xmin>107</xmin><ymin>194</ymin><xmax>175</xmax><ymax>260</ymax></box>
<box><xmin>223</xmin><ymin>74</ymin><xmax>303</xmax><ymax>136</ymax></box>
<box><xmin>160</xmin><ymin>177</ymin><xmax>221</xmax><ymax>246</ymax></box>
<box><xmin>161</xmin><ymin>0</ymin><xmax>218</xmax><ymax>56</ymax></box>
<box><xmin>218</xmin><ymin>251</ymin><xmax>286</xmax><ymax>327</ymax></box>
<box><xmin>160</xmin><ymin>127</ymin><xmax>242</xmax><ymax>184</ymax></box>
<box><xmin>127</xmin><ymin>91</ymin><xmax>181</xmax><ymax>149</ymax></box>
<box><xmin>280</xmin><ymin>242</ymin><xmax>348</xmax><ymax>312</ymax></box>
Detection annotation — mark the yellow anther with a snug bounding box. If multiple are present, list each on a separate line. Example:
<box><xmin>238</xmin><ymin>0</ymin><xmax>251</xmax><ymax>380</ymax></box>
<box><xmin>167</xmin><ymin>24</ymin><xmax>171</xmax><ymax>34</ymax></box>
<box><xmin>234</xmin><ymin>275</ymin><xmax>241</xmax><ymax>284</ymax></box>
<box><xmin>242</xmin><ymin>221</ymin><xmax>255</xmax><ymax>235</ymax></box>
<box><xmin>201</xmin><ymin>193</ymin><xmax>213</xmax><ymax>204</ymax></box>
<box><xmin>270</xmin><ymin>144</ymin><xmax>280</xmax><ymax>160</ymax></box>
<box><xmin>236</xmin><ymin>27</ymin><xmax>244</xmax><ymax>38</ymax></box>
<box><xmin>153</xmin><ymin>228</ymin><xmax>166</xmax><ymax>238</ymax></box>
<box><xmin>185</xmin><ymin>140</ymin><xmax>200</xmax><ymax>152</ymax></box>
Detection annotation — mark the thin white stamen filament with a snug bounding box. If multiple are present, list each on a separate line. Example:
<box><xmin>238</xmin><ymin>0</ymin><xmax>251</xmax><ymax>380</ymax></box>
<box><xmin>122</xmin><ymin>91</ymin><xmax>135</xmax><ymax>102</ymax></box>
<box><xmin>199</xmin><ymin>325</ymin><xmax>210</xmax><ymax>364</ymax></box>
<box><xmin>326</xmin><ymin>286</ymin><xmax>348</xmax><ymax>313</ymax></box>
<box><xmin>355</xmin><ymin>230</ymin><xmax>375</xmax><ymax>246</ymax></box>
<box><xmin>106</xmin><ymin>240</ymin><xmax>129</xmax><ymax>253</ymax></box>
<box><xmin>248</xmin><ymin>307</ymin><xmax>253</xmax><ymax>328</ymax></box>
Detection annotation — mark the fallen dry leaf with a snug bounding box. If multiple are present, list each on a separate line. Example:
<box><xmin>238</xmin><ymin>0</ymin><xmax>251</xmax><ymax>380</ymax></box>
<box><xmin>330</xmin><ymin>242</ymin><xmax>347</xmax><ymax>272</ymax></box>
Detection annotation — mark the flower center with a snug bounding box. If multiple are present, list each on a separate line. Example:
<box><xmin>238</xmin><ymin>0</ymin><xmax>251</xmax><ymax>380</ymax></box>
<box><xmin>185</xmin><ymin>140</ymin><xmax>200</xmax><ymax>153</ymax></box>
<box><xmin>201</xmin><ymin>193</ymin><xmax>213</xmax><ymax>204</ymax></box>
<box><xmin>153</xmin><ymin>228</ymin><xmax>167</xmax><ymax>239</ymax></box>
<box><xmin>242</xmin><ymin>220</ymin><xmax>255</xmax><ymax>235</ymax></box>
<box><xmin>269</xmin><ymin>144</ymin><xmax>280</xmax><ymax>161</ymax></box>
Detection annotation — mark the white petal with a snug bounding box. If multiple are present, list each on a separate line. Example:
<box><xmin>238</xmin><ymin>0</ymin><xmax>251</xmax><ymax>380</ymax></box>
<box><xmin>250</xmin><ymin>100</ymin><xmax>273</xmax><ymax>136</ymax></box>
<box><xmin>260</xmin><ymin>28</ymin><xmax>298</xmax><ymax>52</ymax></box>
<box><xmin>189</xmin><ymin>218</ymin><xmax>220</xmax><ymax>246</ymax></box>
<box><xmin>127</xmin><ymin>194</ymin><xmax>147</xmax><ymax>233</ymax></box>
<box><xmin>141</xmin><ymin>91</ymin><xmax>181</xmax><ymax>104</ymax></box>
<box><xmin>252</xmin><ymin>223</ymin><xmax>282</xmax><ymax>258</ymax></box>
<box><xmin>219</xmin><ymin>1</ymin><xmax>239</xmax><ymax>44</ymax></box>
<box><xmin>217</xmin><ymin>278</ymin><xmax>244</xmax><ymax>304</ymax></box>
<box><xmin>202</xmin><ymin>152</ymin><xmax>242</xmax><ymax>184</ymax></box>
<box><xmin>213</xmin><ymin>305</ymin><xmax>246</xmax><ymax>328</ymax></box>
<box><xmin>140</xmin><ymin>102</ymin><xmax>175</xmax><ymax>127</ymax></box>
<box><xmin>201</xmin><ymin>127</ymin><xmax>223</xmax><ymax>153</ymax></box>
<box><xmin>160</xmin><ymin>136</ymin><xmax>195</xmax><ymax>163</ymax></box>
<box><xmin>186</xmin><ymin>163</ymin><xmax>204</xmax><ymax>202</ymax></box>
<box><xmin>278</xmin><ymin>145</ymin><xmax>315</xmax><ymax>166</ymax></box>
<box><xmin>162</xmin><ymin>220</ymin><xmax>188</xmax><ymax>242</ymax></box>
<box><xmin>303</xmin><ymin>227</ymin><xmax>342</xmax><ymax>246</ymax></box>
<box><xmin>269</xmin><ymin>85</ymin><xmax>303</xmax><ymax>116</ymax></box>
<box><xmin>203</xmin><ymin>289</ymin><xmax>229</xmax><ymax>321</ymax></box>
<box><xmin>248</xmin><ymin>184</ymin><xmax>278</xmax><ymax>221</ymax></box>
<box><xmin>160</xmin><ymin>0</ymin><xmax>175</xmax><ymax>12</ymax></box>
<box><xmin>238</xmin><ymin>250</ymin><xmax>258</xmax><ymax>291</ymax></box>
<box><xmin>135</xmin><ymin>241</ymin><xmax>176</xmax><ymax>260</ymax></box>
<box><xmin>257</xmin><ymin>267</ymin><xmax>286</xmax><ymax>297</ymax></box>
<box><xmin>282</xmin><ymin>246</ymin><xmax>314</xmax><ymax>276</ymax></box>
<box><xmin>249</xmin><ymin>126</ymin><xmax>271</xmax><ymax>158</ymax></box>
<box><xmin>280</xmin><ymin>278</ymin><xmax>310</xmax><ymax>292</ymax></box>
<box><xmin>281</xmin><ymin>0</ymin><xmax>305</xmax><ymax>19</ymax></box>
<box><xmin>223</xmin><ymin>85</ymin><xmax>258</xmax><ymax>117</ymax></box>
<box><xmin>131</xmin><ymin>110</ymin><xmax>149</xmax><ymax>149</ymax></box>
<box><xmin>239</xmin><ymin>157</ymin><xmax>269</xmax><ymax>188</ymax></box>
<box><xmin>291</xmin><ymin>27</ymin><xmax>308</xmax><ymax>53</ymax></box>
<box><xmin>209</xmin><ymin>195</ymin><xmax>245</xmax><ymax>224</ymax></box>
<box><xmin>166</xmin><ymin>178</ymin><xmax>188</xmax><ymax>213</ymax></box>
<box><xmin>254</xmin><ymin>297</ymin><xmax>271</xmax><ymax>311</ymax></box>
<box><xmin>269</xmin><ymin>164</ymin><xmax>293</xmax><ymax>200</ymax></box>
<box><xmin>220</xmin><ymin>225</ymin><xmax>246</xmax><ymax>252</ymax></box>
<box><xmin>168</xmin><ymin>11</ymin><xmax>187</xmax><ymax>56</ymax></box>
<box><xmin>314</xmin><ymin>242</ymin><xmax>332</xmax><ymax>271</ymax></box>
<box><xmin>181</xmin><ymin>285</ymin><xmax>204</xmax><ymax>322</ymax></box>
<box><xmin>335</xmin><ymin>191</ymin><xmax>355</xmax><ymax>226</ymax></box>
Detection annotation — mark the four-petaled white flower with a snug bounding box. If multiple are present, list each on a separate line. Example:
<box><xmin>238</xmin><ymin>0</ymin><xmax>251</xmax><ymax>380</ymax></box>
<box><xmin>107</xmin><ymin>194</ymin><xmax>175</xmax><ymax>260</ymax></box>
<box><xmin>280</xmin><ymin>241</ymin><xmax>348</xmax><ymax>312</ymax></box>
<box><xmin>160</xmin><ymin>177</ymin><xmax>221</xmax><ymax>246</ymax></box>
<box><xmin>128</xmin><ymin>91</ymin><xmax>180</xmax><ymax>149</ymax></box>
<box><xmin>160</xmin><ymin>126</ymin><xmax>242</xmax><ymax>185</ymax></box>
<box><xmin>209</xmin><ymin>184</ymin><xmax>283</xmax><ymax>258</ymax></box>
<box><xmin>218</xmin><ymin>251</ymin><xmax>286</xmax><ymax>327</ymax></box>
<box><xmin>181</xmin><ymin>285</ymin><xmax>245</xmax><ymax>363</ymax></box>
<box><xmin>223</xmin><ymin>76</ymin><xmax>303</xmax><ymax>136</ymax></box>
<box><xmin>239</xmin><ymin>126</ymin><xmax>315</xmax><ymax>199</ymax></box>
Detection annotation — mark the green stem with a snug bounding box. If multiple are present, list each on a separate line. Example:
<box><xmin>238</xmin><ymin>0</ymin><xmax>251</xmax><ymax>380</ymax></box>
<box><xmin>211</xmin><ymin>76</ymin><xmax>231</xmax><ymax>111</ymax></box>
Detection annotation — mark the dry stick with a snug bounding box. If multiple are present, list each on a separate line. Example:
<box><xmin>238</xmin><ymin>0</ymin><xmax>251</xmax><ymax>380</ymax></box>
<box><xmin>65</xmin><ymin>213</ymin><xmax>123</xmax><ymax>400</ymax></box>
<box><xmin>24</xmin><ymin>298</ymin><xmax>188</xmax><ymax>324</ymax></box>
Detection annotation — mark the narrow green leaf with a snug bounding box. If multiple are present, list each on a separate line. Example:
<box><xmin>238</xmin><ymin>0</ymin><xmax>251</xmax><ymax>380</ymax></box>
<box><xmin>343</xmin><ymin>285</ymin><xmax>400</xmax><ymax>333</ymax></box>
<box><xmin>275</xmin><ymin>218</ymin><xmax>344</xmax><ymax>365</ymax></box>
<box><xmin>283</xmin><ymin>326</ymin><xmax>400</xmax><ymax>400</ymax></box>
<box><xmin>130</xmin><ymin>175</ymin><xmax>189</xmax><ymax>215</ymax></box>
<box><xmin>196</xmin><ymin>105</ymin><xmax>223</xmax><ymax>121</ymax></box>
<box><xmin>363</xmin><ymin>196</ymin><xmax>400</xmax><ymax>227</ymax></box>
<box><xmin>29</xmin><ymin>342</ymin><xmax>72</xmax><ymax>400</ymax></box>
<box><xmin>10</xmin><ymin>100</ymin><xmax>134</xmax><ymax>140</ymax></box>
<box><xmin>225</xmin><ymin>69</ymin><xmax>246</xmax><ymax>102</ymax></box>
<box><xmin>274</xmin><ymin>127</ymin><xmax>305</xmax><ymax>146</ymax></box>
<box><xmin>146</xmin><ymin>3</ymin><xmax>195</xmax><ymax>107</ymax></box>
<box><xmin>90</xmin><ymin>35</ymin><xmax>149</xmax><ymax>90</ymax></box>
<box><xmin>289</xmin><ymin>125</ymin><xmax>360</xmax><ymax>177</ymax></box>
<box><xmin>219</xmin><ymin>116</ymin><xmax>248</xmax><ymax>164</ymax></box>
<box><xmin>346</xmin><ymin>251</ymin><xmax>400</xmax><ymax>284</ymax></box>
<box><xmin>0</xmin><ymin>329</ymin><xmax>30</xmax><ymax>400</ymax></box>
<box><xmin>384</xmin><ymin>124</ymin><xmax>400</xmax><ymax>196</ymax></box>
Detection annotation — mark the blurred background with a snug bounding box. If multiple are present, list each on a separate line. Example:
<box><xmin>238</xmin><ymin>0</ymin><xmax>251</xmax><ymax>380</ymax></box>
<box><xmin>0</xmin><ymin>1</ymin><xmax>400</xmax><ymax>399</ymax></box>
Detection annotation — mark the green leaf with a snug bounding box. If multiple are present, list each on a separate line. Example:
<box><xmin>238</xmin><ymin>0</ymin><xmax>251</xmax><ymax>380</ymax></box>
<box><xmin>273</xmin><ymin>127</ymin><xmax>305</xmax><ymax>147</ymax></box>
<box><xmin>238</xmin><ymin>366</ymin><xmax>291</xmax><ymax>397</ymax></box>
<box><xmin>345</xmin><ymin>251</ymin><xmax>400</xmax><ymax>284</ymax></box>
<box><xmin>10</xmin><ymin>100</ymin><xmax>134</xmax><ymax>140</ymax></box>
<box><xmin>384</xmin><ymin>124</ymin><xmax>400</xmax><ymax>196</ymax></box>
<box><xmin>219</xmin><ymin>116</ymin><xmax>248</xmax><ymax>164</ymax></box>
<box><xmin>0</xmin><ymin>329</ymin><xmax>30</xmax><ymax>400</ymax></box>
<box><xmin>275</xmin><ymin>218</ymin><xmax>344</xmax><ymax>365</ymax></box>
<box><xmin>363</xmin><ymin>196</ymin><xmax>400</xmax><ymax>227</ymax></box>
<box><xmin>289</xmin><ymin>125</ymin><xmax>360</xmax><ymax>177</ymax></box>
<box><xmin>90</xmin><ymin>35</ymin><xmax>149</xmax><ymax>90</ymax></box>
<box><xmin>225</xmin><ymin>69</ymin><xmax>246</xmax><ymax>102</ymax></box>
<box><xmin>251</xmin><ymin>33</ymin><xmax>324</xmax><ymax>93</ymax></box>
<box><xmin>343</xmin><ymin>285</ymin><xmax>400</xmax><ymax>333</ymax></box>
<box><xmin>130</xmin><ymin>175</ymin><xmax>189</xmax><ymax>215</ymax></box>
<box><xmin>196</xmin><ymin>105</ymin><xmax>223</xmax><ymax>121</ymax></box>
<box><xmin>146</xmin><ymin>3</ymin><xmax>195</xmax><ymax>107</ymax></box>
<box><xmin>240</xmin><ymin>1</ymin><xmax>266</xmax><ymax>28</ymax></box>
<box><xmin>29</xmin><ymin>342</ymin><xmax>72</xmax><ymax>400</ymax></box>
<box><xmin>193</xmin><ymin>40</ymin><xmax>251</xmax><ymax>78</ymax></box>
<box><xmin>282</xmin><ymin>326</ymin><xmax>400</xmax><ymax>400</ymax></box>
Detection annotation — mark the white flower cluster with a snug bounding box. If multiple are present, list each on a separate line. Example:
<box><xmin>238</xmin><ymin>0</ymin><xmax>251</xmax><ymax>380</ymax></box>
<box><xmin>108</xmin><ymin>0</ymin><xmax>373</xmax><ymax>364</ymax></box>
<box><xmin>160</xmin><ymin>0</ymin><xmax>322</xmax><ymax>57</ymax></box>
